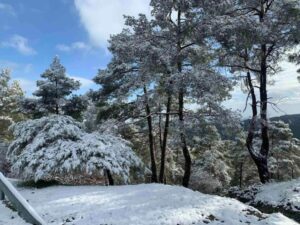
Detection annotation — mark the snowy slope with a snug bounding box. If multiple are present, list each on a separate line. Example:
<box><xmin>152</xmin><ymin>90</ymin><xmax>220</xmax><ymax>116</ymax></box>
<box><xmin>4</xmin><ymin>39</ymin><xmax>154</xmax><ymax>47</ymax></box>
<box><xmin>0</xmin><ymin>202</ymin><xmax>30</xmax><ymax>225</ymax></box>
<box><xmin>0</xmin><ymin>184</ymin><xmax>294</xmax><ymax>225</ymax></box>
<box><xmin>254</xmin><ymin>179</ymin><xmax>300</xmax><ymax>212</ymax></box>
<box><xmin>230</xmin><ymin>179</ymin><xmax>300</xmax><ymax>213</ymax></box>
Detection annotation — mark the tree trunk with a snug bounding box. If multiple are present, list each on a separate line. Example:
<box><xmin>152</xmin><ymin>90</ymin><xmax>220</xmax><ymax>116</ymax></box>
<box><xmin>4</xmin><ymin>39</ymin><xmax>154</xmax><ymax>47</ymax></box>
<box><xmin>259</xmin><ymin>43</ymin><xmax>270</xmax><ymax>183</ymax></box>
<box><xmin>175</xmin><ymin>7</ymin><xmax>192</xmax><ymax>188</ymax></box>
<box><xmin>55</xmin><ymin>79</ymin><xmax>59</xmax><ymax>114</ymax></box>
<box><xmin>106</xmin><ymin>169</ymin><xmax>114</xmax><ymax>186</ymax></box>
<box><xmin>143</xmin><ymin>86</ymin><xmax>158</xmax><ymax>183</ymax></box>
<box><xmin>159</xmin><ymin>95</ymin><xmax>172</xmax><ymax>183</ymax></box>
<box><xmin>245</xmin><ymin>71</ymin><xmax>269</xmax><ymax>183</ymax></box>
<box><xmin>179</xmin><ymin>88</ymin><xmax>191</xmax><ymax>187</ymax></box>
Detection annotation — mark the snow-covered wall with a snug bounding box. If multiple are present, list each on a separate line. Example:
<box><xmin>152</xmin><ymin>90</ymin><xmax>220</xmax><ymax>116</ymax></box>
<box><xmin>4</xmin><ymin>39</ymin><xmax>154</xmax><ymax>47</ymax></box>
<box><xmin>0</xmin><ymin>142</ymin><xmax>9</xmax><ymax>175</ymax></box>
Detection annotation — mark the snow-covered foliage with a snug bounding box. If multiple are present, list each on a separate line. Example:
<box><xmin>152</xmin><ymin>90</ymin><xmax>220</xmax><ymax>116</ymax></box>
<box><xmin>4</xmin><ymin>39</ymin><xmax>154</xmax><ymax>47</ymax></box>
<box><xmin>205</xmin><ymin>0</ymin><xmax>300</xmax><ymax>183</ymax></box>
<box><xmin>92</xmin><ymin>1</ymin><xmax>234</xmax><ymax>185</ymax></box>
<box><xmin>0</xmin><ymin>68</ymin><xmax>24</xmax><ymax>140</ymax></box>
<box><xmin>2</xmin><ymin>183</ymin><xmax>298</xmax><ymax>225</ymax></box>
<box><xmin>0</xmin><ymin>142</ymin><xmax>9</xmax><ymax>175</ymax></box>
<box><xmin>227</xmin><ymin>133</ymin><xmax>261</xmax><ymax>186</ymax></box>
<box><xmin>190</xmin><ymin>146</ymin><xmax>231</xmax><ymax>194</ymax></box>
<box><xmin>289</xmin><ymin>52</ymin><xmax>300</xmax><ymax>73</ymax></box>
<box><xmin>269</xmin><ymin>120</ymin><xmax>300</xmax><ymax>180</ymax></box>
<box><xmin>7</xmin><ymin>115</ymin><xmax>143</xmax><ymax>183</ymax></box>
<box><xmin>82</xmin><ymin>101</ymin><xmax>99</xmax><ymax>132</ymax></box>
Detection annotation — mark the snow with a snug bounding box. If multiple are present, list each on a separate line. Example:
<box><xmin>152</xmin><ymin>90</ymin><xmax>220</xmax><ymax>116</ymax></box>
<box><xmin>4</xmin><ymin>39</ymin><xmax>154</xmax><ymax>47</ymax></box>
<box><xmin>0</xmin><ymin>202</ymin><xmax>30</xmax><ymax>225</ymax></box>
<box><xmin>254</xmin><ymin>179</ymin><xmax>300</xmax><ymax>212</ymax></box>
<box><xmin>0</xmin><ymin>173</ymin><xmax>45</xmax><ymax>224</ymax></box>
<box><xmin>229</xmin><ymin>179</ymin><xmax>300</xmax><ymax>214</ymax></box>
<box><xmin>1</xmin><ymin>183</ymin><xmax>299</xmax><ymax>225</ymax></box>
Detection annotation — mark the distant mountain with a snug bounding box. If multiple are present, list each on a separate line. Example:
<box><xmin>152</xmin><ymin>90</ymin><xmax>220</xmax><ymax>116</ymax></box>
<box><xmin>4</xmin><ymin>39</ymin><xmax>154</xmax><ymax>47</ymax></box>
<box><xmin>270</xmin><ymin>114</ymin><xmax>300</xmax><ymax>139</ymax></box>
<box><xmin>243</xmin><ymin>114</ymin><xmax>300</xmax><ymax>139</ymax></box>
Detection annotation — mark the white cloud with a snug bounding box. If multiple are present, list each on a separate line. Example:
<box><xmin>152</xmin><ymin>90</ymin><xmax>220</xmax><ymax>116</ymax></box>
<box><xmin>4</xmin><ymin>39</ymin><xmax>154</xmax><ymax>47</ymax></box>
<box><xmin>0</xmin><ymin>3</ymin><xmax>16</xmax><ymax>16</ymax></box>
<box><xmin>0</xmin><ymin>60</ymin><xmax>33</xmax><ymax>76</ymax></box>
<box><xmin>0</xmin><ymin>60</ymin><xmax>19</xmax><ymax>70</ymax></box>
<box><xmin>70</xmin><ymin>75</ymin><xmax>94</xmax><ymax>89</ymax></box>
<box><xmin>56</xmin><ymin>42</ymin><xmax>91</xmax><ymax>52</ymax></box>
<box><xmin>1</xmin><ymin>35</ymin><xmax>37</xmax><ymax>55</ymax></box>
<box><xmin>14</xmin><ymin>78</ymin><xmax>37</xmax><ymax>95</ymax></box>
<box><xmin>224</xmin><ymin>60</ymin><xmax>300</xmax><ymax>118</ymax></box>
<box><xmin>74</xmin><ymin>0</ymin><xmax>151</xmax><ymax>48</ymax></box>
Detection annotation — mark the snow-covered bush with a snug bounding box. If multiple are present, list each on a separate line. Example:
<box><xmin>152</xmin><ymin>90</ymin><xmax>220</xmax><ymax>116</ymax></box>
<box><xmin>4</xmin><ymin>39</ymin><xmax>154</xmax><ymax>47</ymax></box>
<box><xmin>7</xmin><ymin>115</ymin><xmax>143</xmax><ymax>183</ymax></box>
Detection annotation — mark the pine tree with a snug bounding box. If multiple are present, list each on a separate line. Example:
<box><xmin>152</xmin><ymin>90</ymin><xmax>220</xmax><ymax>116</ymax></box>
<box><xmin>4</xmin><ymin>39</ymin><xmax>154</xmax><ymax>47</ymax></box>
<box><xmin>0</xmin><ymin>69</ymin><xmax>24</xmax><ymax>140</ymax></box>
<box><xmin>205</xmin><ymin>0</ymin><xmax>300</xmax><ymax>183</ymax></box>
<box><xmin>21</xmin><ymin>56</ymin><xmax>85</xmax><ymax>119</ymax></box>
<box><xmin>34</xmin><ymin>56</ymin><xmax>80</xmax><ymax>114</ymax></box>
<box><xmin>269</xmin><ymin>120</ymin><xmax>300</xmax><ymax>180</ymax></box>
<box><xmin>148</xmin><ymin>0</ymin><xmax>233</xmax><ymax>187</ymax></box>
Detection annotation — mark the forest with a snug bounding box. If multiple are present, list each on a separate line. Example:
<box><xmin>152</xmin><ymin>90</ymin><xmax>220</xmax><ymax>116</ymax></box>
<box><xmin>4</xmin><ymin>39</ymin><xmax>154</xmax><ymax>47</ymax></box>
<box><xmin>1</xmin><ymin>0</ymin><xmax>300</xmax><ymax>224</ymax></box>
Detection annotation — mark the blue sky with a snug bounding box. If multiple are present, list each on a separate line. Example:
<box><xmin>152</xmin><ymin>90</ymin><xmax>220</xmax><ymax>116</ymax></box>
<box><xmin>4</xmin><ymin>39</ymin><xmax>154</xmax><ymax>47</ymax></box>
<box><xmin>0</xmin><ymin>0</ymin><xmax>111</xmax><ymax>94</ymax></box>
<box><xmin>0</xmin><ymin>0</ymin><xmax>299</xmax><ymax>118</ymax></box>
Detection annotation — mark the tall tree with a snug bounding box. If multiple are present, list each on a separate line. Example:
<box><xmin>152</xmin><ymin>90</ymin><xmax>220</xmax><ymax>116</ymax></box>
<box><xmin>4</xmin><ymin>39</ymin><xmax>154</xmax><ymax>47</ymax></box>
<box><xmin>21</xmin><ymin>56</ymin><xmax>85</xmax><ymax>119</ymax></box>
<box><xmin>93</xmin><ymin>18</ymin><xmax>164</xmax><ymax>183</ymax></box>
<box><xmin>206</xmin><ymin>0</ymin><xmax>300</xmax><ymax>183</ymax></box>
<box><xmin>150</xmin><ymin>0</ymin><xmax>232</xmax><ymax>187</ymax></box>
<box><xmin>93</xmin><ymin>2</ymin><xmax>232</xmax><ymax>187</ymax></box>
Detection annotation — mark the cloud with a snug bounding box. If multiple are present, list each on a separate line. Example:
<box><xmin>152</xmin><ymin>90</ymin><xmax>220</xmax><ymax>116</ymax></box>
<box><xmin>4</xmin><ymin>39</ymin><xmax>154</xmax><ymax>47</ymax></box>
<box><xmin>0</xmin><ymin>60</ymin><xmax>33</xmax><ymax>76</ymax></box>
<box><xmin>70</xmin><ymin>75</ymin><xmax>94</xmax><ymax>89</ymax></box>
<box><xmin>14</xmin><ymin>78</ymin><xmax>37</xmax><ymax>95</ymax></box>
<box><xmin>0</xmin><ymin>3</ymin><xmax>16</xmax><ymax>16</ymax></box>
<box><xmin>0</xmin><ymin>60</ymin><xmax>19</xmax><ymax>70</ymax></box>
<box><xmin>74</xmin><ymin>0</ymin><xmax>151</xmax><ymax>48</ymax></box>
<box><xmin>224</xmin><ymin>60</ymin><xmax>300</xmax><ymax>118</ymax></box>
<box><xmin>1</xmin><ymin>35</ymin><xmax>37</xmax><ymax>55</ymax></box>
<box><xmin>56</xmin><ymin>42</ymin><xmax>91</xmax><ymax>52</ymax></box>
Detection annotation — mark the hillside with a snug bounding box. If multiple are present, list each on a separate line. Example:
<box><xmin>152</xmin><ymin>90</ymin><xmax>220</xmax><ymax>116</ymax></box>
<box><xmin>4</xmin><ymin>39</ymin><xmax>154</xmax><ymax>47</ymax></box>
<box><xmin>1</xmin><ymin>184</ymin><xmax>298</xmax><ymax>225</ymax></box>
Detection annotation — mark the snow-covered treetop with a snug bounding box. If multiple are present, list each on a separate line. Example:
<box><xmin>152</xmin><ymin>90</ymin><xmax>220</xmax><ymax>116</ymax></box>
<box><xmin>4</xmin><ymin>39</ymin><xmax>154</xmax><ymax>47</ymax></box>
<box><xmin>21</xmin><ymin>56</ymin><xmax>82</xmax><ymax>116</ymax></box>
<box><xmin>207</xmin><ymin>0</ymin><xmax>300</xmax><ymax>76</ymax></box>
<box><xmin>34</xmin><ymin>56</ymin><xmax>80</xmax><ymax>99</ymax></box>
<box><xmin>0</xmin><ymin>69</ymin><xmax>23</xmax><ymax>116</ymax></box>
<box><xmin>7</xmin><ymin>115</ymin><xmax>143</xmax><ymax>183</ymax></box>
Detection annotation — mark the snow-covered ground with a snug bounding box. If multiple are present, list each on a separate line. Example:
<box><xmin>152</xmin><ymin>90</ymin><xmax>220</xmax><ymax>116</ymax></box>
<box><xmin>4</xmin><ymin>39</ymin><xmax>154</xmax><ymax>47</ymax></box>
<box><xmin>230</xmin><ymin>179</ymin><xmax>300</xmax><ymax>213</ymax></box>
<box><xmin>1</xmin><ymin>183</ymin><xmax>299</xmax><ymax>225</ymax></box>
<box><xmin>0</xmin><ymin>201</ymin><xmax>29</xmax><ymax>225</ymax></box>
<box><xmin>255</xmin><ymin>179</ymin><xmax>300</xmax><ymax>212</ymax></box>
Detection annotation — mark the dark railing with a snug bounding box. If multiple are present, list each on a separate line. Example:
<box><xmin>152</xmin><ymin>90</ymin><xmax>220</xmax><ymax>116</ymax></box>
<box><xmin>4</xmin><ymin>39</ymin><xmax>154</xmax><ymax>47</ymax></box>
<box><xmin>0</xmin><ymin>172</ymin><xmax>45</xmax><ymax>225</ymax></box>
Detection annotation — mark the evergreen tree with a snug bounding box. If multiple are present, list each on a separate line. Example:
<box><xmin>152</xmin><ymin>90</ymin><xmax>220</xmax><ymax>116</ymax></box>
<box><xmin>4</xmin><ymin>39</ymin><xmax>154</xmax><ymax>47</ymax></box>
<box><xmin>21</xmin><ymin>57</ymin><xmax>86</xmax><ymax>119</ymax></box>
<box><xmin>204</xmin><ymin>0</ymin><xmax>300</xmax><ymax>183</ymax></box>
<box><xmin>93</xmin><ymin>8</ymin><xmax>232</xmax><ymax>186</ymax></box>
<box><xmin>34</xmin><ymin>56</ymin><xmax>80</xmax><ymax>114</ymax></box>
<box><xmin>269</xmin><ymin>120</ymin><xmax>300</xmax><ymax>180</ymax></box>
<box><xmin>0</xmin><ymin>69</ymin><xmax>24</xmax><ymax>140</ymax></box>
<box><xmin>62</xmin><ymin>95</ymin><xmax>88</xmax><ymax>121</ymax></box>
